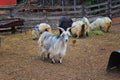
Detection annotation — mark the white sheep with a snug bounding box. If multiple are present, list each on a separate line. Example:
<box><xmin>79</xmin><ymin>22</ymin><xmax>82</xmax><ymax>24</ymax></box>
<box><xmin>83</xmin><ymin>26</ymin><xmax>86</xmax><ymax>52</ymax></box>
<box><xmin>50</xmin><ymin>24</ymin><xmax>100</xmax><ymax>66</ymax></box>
<box><xmin>38</xmin><ymin>27</ymin><xmax>72</xmax><ymax>64</ymax></box>
<box><xmin>32</xmin><ymin>23</ymin><xmax>52</xmax><ymax>40</ymax></box>
<box><xmin>90</xmin><ymin>17</ymin><xmax>112</xmax><ymax>32</ymax></box>
<box><xmin>70</xmin><ymin>17</ymin><xmax>90</xmax><ymax>38</ymax></box>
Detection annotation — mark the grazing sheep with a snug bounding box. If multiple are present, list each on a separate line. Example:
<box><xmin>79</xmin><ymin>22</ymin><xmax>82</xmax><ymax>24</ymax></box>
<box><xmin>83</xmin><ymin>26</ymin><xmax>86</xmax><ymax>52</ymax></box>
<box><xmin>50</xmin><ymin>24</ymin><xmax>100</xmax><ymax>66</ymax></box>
<box><xmin>32</xmin><ymin>23</ymin><xmax>52</xmax><ymax>40</ymax></box>
<box><xmin>58</xmin><ymin>16</ymin><xmax>73</xmax><ymax>34</ymax></box>
<box><xmin>90</xmin><ymin>17</ymin><xmax>112</xmax><ymax>32</ymax></box>
<box><xmin>70</xmin><ymin>17</ymin><xmax>90</xmax><ymax>38</ymax></box>
<box><xmin>103</xmin><ymin>17</ymin><xmax>112</xmax><ymax>32</ymax></box>
<box><xmin>71</xmin><ymin>20</ymin><xmax>86</xmax><ymax>38</ymax></box>
<box><xmin>38</xmin><ymin>27</ymin><xmax>72</xmax><ymax>64</ymax></box>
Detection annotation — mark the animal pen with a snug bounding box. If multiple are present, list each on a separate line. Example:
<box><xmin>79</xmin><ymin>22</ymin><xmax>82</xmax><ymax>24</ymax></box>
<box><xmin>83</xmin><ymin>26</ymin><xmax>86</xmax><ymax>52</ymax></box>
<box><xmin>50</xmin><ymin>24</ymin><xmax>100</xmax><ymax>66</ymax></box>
<box><xmin>18</xmin><ymin>0</ymin><xmax>120</xmax><ymax>19</ymax></box>
<box><xmin>0</xmin><ymin>0</ymin><xmax>120</xmax><ymax>22</ymax></box>
<box><xmin>0</xmin><ymin>0</ymin><xmax>120</xmax><ymax>31</ymax></box>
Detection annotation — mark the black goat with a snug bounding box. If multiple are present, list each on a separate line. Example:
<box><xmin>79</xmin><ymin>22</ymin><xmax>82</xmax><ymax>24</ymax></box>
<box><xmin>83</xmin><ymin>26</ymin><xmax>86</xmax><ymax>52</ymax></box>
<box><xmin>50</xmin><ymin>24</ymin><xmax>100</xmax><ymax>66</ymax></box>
<box><xmin>58</xmin><ymin>16</ymin><xmax>73</xmax><ymax>34</ymax></box>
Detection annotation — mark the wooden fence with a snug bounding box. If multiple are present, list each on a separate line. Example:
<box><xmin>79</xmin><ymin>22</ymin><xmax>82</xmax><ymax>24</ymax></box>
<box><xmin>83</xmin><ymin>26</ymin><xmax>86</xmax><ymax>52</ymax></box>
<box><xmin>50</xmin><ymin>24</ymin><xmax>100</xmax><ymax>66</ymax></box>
<box><xmin>1</xmin><ymin>0</ymin><xmax>120</xmax><ymax>23</ymax></box>
<box><xmin>40</xmin><ymin>0</ymin><xmax>120</xmax><ymax>19</ymax></box>
<box><xmin>0</xmin><ymin>7</ymin><xmax>14</xmax><ymax>18</ymax></box>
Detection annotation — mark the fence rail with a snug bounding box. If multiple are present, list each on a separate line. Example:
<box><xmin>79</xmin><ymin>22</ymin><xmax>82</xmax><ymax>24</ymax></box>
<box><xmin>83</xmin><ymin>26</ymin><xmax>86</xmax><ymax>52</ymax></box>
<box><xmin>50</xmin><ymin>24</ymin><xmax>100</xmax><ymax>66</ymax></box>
<box><xmin>1</xmin><ymin>0</ymin><xmax>119</xmax><ymax>21</ymax></box>
<box><xmin>32</xmin><ymin>0</ymin><xmax>120</xmax><ymax>19</ymax></box>
<box><xmin>0</xmin><ymin>7</ymin><xmax>14</xmax><ymax>18</ymax></box>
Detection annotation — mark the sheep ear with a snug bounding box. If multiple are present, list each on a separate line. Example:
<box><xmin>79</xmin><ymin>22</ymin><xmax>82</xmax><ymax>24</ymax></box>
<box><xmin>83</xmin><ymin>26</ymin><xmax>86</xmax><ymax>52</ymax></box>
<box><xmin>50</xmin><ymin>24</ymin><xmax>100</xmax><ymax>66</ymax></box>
<box><xmin>57</xmin><ymin>27</ymin><xmax>65</xmax><ymax>32</ymax></box>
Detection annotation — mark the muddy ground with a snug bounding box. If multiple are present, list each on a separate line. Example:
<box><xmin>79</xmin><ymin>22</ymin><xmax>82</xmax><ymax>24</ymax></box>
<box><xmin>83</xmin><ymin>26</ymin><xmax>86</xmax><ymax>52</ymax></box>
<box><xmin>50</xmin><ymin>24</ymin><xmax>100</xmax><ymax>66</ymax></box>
<box><xmin>0</xmin><ymin>22</ymin><xmax>120</xmax><ymax>80</ymax></box>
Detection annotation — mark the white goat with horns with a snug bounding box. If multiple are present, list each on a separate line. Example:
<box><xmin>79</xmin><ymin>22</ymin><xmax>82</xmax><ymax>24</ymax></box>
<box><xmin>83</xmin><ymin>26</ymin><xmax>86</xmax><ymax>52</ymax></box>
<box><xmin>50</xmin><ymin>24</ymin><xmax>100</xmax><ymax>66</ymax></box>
<box><xmin>38</xmin><ymin>27</ymin><xmax>73</xmax><ymax>64</ymax></box>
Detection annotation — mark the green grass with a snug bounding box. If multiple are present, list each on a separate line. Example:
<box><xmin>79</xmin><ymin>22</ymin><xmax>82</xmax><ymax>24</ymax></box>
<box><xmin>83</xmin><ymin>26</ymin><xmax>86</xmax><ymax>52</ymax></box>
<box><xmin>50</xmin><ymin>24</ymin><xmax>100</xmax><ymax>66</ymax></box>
<box><xmin>89</xmin><ymin>30</ymin><xmax>104</xmax><ymax>36</ymax></box>
<box><xmin>69</xmin><ymin>30</ymin><xmax>104</xmax><ymax>37</ymax></box>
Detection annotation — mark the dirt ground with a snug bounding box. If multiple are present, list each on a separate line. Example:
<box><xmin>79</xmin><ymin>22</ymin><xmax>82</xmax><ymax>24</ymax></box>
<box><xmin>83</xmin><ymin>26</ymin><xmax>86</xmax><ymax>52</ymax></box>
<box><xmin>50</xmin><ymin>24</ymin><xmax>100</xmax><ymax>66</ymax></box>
<box><xmin>0</xmin><ymin>22</ymin><xmax>120</xmax><ymax>80</ymax></box>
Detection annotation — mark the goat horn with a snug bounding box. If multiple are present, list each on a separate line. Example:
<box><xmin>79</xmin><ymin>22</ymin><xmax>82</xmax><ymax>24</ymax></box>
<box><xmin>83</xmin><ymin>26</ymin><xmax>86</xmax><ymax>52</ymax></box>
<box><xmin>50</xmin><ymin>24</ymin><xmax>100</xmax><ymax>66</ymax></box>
<box><xmin>67</xmin><ymin>25</ymin><xmax>75</xmax><ymax>31</ymax></box>
<box><xmin>57</xmin><ymin>27</ymin><xmax>65</xmax><ymax>32</ymax></box>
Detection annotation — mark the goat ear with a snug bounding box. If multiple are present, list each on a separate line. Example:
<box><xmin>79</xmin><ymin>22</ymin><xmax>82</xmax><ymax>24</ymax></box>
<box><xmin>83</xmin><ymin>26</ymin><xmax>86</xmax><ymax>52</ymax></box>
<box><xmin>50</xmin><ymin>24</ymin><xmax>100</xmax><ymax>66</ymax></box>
<box><xmin>67</xmin><ymin>27</ymin><xmax>71</xmax><ymax>31</ymax></box>
<box><xmin>67</xmin><ymin>31</ymin><xmax>71</xmax><ymax>36</ymax></box>
<box><xmin>57</xmin><ymin>27</ymin><xmax>65</xmax><ymax>32</ymax></box>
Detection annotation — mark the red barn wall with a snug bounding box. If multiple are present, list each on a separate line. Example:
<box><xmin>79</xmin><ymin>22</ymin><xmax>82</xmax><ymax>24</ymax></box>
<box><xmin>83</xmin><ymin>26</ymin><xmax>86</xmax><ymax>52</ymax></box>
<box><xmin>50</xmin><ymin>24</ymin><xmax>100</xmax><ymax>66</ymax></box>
<box><xmin>0</xmin><ymin>0</ymin><xmax>16</xmax><ymax>6</ymax></box>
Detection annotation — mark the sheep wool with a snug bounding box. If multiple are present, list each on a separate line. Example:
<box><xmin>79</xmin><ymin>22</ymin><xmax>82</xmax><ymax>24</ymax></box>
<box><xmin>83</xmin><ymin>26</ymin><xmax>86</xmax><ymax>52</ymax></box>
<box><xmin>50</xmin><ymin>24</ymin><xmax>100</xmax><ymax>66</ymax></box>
<box><xmin>38</xmin><ymin>23</ymin><xmax>52</xmax><ymax>33</ymax></box>
<box><xmin>82</xmin><ymin>17</ymin><xmax>90</xmax><ymax>36</ymax></box>
<box><xmin>32</xmin><ymin>23</ymin><xmax>52</xmax><ymax>40</ymax></box>
<box><xmin>71</xmin><ymin>21</ymin><xmax>85</xmax><ymax>38</ymax></box>
<box><xmin>90</xmin><ymin>17</ymin><xmax>112</xmax><ymax>32</ymax></box>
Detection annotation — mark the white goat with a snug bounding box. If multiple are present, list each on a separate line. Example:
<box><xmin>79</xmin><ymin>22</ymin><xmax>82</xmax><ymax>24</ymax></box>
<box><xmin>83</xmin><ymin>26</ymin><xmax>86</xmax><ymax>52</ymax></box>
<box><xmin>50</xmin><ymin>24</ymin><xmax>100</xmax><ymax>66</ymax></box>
<box><xmin>38</xmin><ymin>27</ymin><xmax>72</xmax><ymax>64</ymax></box>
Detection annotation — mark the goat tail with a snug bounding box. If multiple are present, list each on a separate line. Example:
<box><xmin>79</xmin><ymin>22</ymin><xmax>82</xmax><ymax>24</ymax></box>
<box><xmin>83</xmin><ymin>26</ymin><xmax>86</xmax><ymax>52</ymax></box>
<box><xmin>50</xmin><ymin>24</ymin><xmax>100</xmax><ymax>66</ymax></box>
<box><xmin>81</xmin><ymin>24</ymin><xmax>85</xmax><ymax>36</ymax></box>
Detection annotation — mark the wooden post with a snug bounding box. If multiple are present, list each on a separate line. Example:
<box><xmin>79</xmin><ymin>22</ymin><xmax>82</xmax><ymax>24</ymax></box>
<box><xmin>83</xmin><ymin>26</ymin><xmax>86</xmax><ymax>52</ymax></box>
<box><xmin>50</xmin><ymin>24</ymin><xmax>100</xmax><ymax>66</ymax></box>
<box><xmin>74</xmin><ymin>0</ymin><xmax>77</xmax><ymax>17</ymax></box>
<box><xmin>10</xmin><ymin>8</ymin><xmax>14</xmax><ymax>18</ymax></box>
<box><xmin>108</xmin><ymin>0</ymin><xmax>112</xmax><ymax>18</ymax></box>
<box><xmin>82</xmin><ymin>2</ymin><xmax>86</xmax><ymax>17</ymax></box>
<box><xmin>11</xmin><ymin>26</ymin><xmax>16</xmax><ymax>34</ymax></box>
<box><xmin>43</xmin><ymin>0</ymin><xmax>45</xmax><ymax>7</ymax></box>
<box><xmin>52</xmin><ymin>0</ymin><xmax>54</xmax><ymax>7</ymax></box>
<box><xmin>43</xmin><ymin>10</ymin><xmax>48</xmax><ymax>22</ymax></box>
<box><xmin>61</xmin><ymin>0</ymin><xmax>64</xmax><ymax>14</ymax></box>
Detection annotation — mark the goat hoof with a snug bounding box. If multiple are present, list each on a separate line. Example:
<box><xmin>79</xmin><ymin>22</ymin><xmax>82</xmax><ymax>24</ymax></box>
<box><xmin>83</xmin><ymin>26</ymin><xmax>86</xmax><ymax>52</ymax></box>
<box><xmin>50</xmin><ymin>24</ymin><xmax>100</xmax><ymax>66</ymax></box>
<box><xmin>51</xmin><ymin>61</ymin><xmax>55</xmax><ymax>64</ymax></box>
<box><xmin>58</xmin><ymin>61</ymin><xmax>62</xmax><ymax>64</ymax></box>
<box><xmin>33</xmin><ymin>38</ymin><xmax>37</xmax><ymax>40</ymax></box>
<box><xmin>40</xmin><ymin>58</ymin><xmax>45</xmax><ymax>61</ymax></box>
<box><xmin>40</xmin><ymin>57</ymin><xmax>45</xmax><ymax>61</ymax></box>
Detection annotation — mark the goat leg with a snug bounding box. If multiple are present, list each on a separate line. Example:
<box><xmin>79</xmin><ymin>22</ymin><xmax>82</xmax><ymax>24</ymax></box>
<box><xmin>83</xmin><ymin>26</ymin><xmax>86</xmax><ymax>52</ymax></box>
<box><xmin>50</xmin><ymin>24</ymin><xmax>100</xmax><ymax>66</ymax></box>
<box><xmin>47</xmin><ymin>53</ymin><xmax>50</xmax><ymax>59</ymax></box>
<box><xmin>86</xmin><ymin>32</ymin><xmax>89</xmax><ymax>36</ymax></box>
<box><xmin>106</xmin><ymin>26</ymin><xmax>110</xmax><ymax>32</ymax></box>
<box><xmin>58</xmin><ymin>57</ymin><xmax>62</xmax><ymax>64</ymax></box>
<box><xmin>100</xmin><ymin>26</ymin><xmax>105</xmax><ymax>32</ymax></box>
<box><xmin>40</xmin><ymin>52</ymin><xmax>45</xmax><ymax>61</ymax></box>
<box><xmin>51</xmin><ymin>58</ymin><xmax>55</xmax><ymax>64</ymax></box>
<box><xmin>49</xmin><ymin>54</ymin><xmax>55</xmax><ymax>64</ymax></box>
<box><xmin>58</xmin><ymin>54</ymin><xmax>63</xmax><ymax>64</ymax></box>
